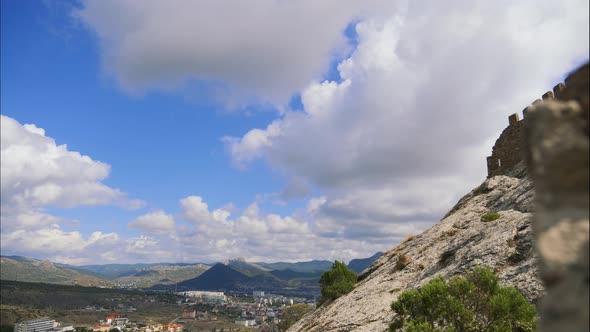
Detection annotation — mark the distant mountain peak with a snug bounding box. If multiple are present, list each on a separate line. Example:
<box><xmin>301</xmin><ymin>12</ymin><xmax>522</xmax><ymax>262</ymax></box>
<box><xmin>224</xmin><ymin>257</ymin><xmax>247</xmax><ymax>264</ymax></box>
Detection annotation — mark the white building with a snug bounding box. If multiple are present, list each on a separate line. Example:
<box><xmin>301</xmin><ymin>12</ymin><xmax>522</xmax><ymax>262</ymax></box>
<box><xmin>48</xmin><ymin>326</ymin><xmax>74</xmax><ymax>332</ymax></box>
<box><xmin>14</xmin><ymin>318</ymin><xmax>55</xmax><ymax>332</ymax></box>
<box><xmin>180</xmin><ymin>290</ymin><xmax>226</xmax><ymax>303</ymax></box>
<box><xmin>113</xmin><ymin>318</ymin><xmax>129</xmax><ymax>327</ymax></box>
<box><xmin>252</xmin><ymin>291</ymin><xmax>265</xmax><ymax>297</ymax></box>
<box><xmin>234</xmin><ymin>319</ymin><xmax>255</xmax><ymax>327</ymax></box>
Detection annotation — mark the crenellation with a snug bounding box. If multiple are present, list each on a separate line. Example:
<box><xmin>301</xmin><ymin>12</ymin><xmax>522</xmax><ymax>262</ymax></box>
<box><xmin>553</xmin><ymin>82</ymin><xmax>566</xmax><ymax>99</ymax></box>
<box><xmin>485</xmin><ymin>62</ymin><xmax>588</xmax><ymax>178</ymax></box>
<box><xmin>542</xmin><ymin>90</ymin><xmax>554</xmax><ymax>100</ymax></box>
<box><xmin>508</xmin><ymin>113</ymin><xmax>520</xmax><ymax>125</ymax></box>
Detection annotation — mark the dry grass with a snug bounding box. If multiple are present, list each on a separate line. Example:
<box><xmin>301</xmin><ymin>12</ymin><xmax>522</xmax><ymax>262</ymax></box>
<box><xmin>393</xmin><ymin>254</ymin><xmax>413</xmax><ymax>272</ymax></box>
<box><xmin>401</xmin><ymin>234</ymin><xmax>416</xmax><ymax>244</ymax></box>
<box><xmin>443</xmin><ymin>229</ymin><xmax>458</xmax><ymax>238</ymax></box>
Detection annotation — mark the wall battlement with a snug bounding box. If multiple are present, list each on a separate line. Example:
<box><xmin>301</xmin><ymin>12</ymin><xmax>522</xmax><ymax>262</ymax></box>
<box><xmin>486</xmin><ymin>62</ymin><xmax>589</xmax><ymax>178</ymax></box>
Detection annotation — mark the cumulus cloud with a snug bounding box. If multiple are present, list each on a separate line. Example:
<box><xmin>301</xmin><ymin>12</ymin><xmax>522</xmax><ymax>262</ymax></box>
<box><xmin>0</xmin><ymin>115</ymin><xmax>143</xmax><ymax>217</ymax></box>
<box><xmin>0</xmin><ymin>115</ymin><xmax>143</xmax><ymax>263</ymax></box>
<box><xmin>0</xmin><ymin>225</ymin><xmax>121</xmax><ymax>264</ymax></box>
<box><xmin>170</xmin><ymin>196</ymin><xmax>388</xmax><ymax>262</ymax></box>
<box><xmin>129</xmin><ymin>210</ymin><xmax>176</xmax><ymax>235</ymax></box>
<box><xmin>75</xmin><ymin>0</ymin><xmax>395</xmax><ymax>104</ymax></box>
<box><xmin>225</xmin><ymin>0</ymin><xmax>589</xmax><ymax>242</ymax></box>
<box><xmin>5</xmin><ymin>1</ymin><xmax>589</xmax><ymax>264</ymax></box>
<box><xmin>229</xmin><ymin>0</ymin><xmax>589</xmax><ymax>186</ymax></box>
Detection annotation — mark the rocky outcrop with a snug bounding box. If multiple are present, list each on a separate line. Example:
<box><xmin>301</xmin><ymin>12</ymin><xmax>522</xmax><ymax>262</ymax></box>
<box><xmin>523</xmin><ymin>63</ymin><xmax>589</xmax><ymax>331</ymax></box>
<box><xmin>289</xmin><ymin>163</ymin><xmax>543</xmax><ymax>332</ymax></box>
<box><xmin>289</xmin><ymin>63</ymin><xmax>589</xmax><ymax>332</ymax></box>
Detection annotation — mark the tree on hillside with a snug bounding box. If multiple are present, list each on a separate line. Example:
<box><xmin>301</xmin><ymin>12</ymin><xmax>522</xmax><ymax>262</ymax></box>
<box><xmin>278</xmin><ymin>304</ymin><xmax>313</xmax><ymax>331</ymax></box>
<box><xmin>389</xmin><ymin>266</ymin><xmax>537</xmax><ymax>331</ymax></box>
<box><xmin>319</xmin><ymin>260</ymin><xmax>357</xmax><ymax>306</ymax></box>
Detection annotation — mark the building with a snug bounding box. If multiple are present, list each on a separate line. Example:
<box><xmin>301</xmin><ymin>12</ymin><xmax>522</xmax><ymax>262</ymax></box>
<box><xmin>48</xmin><ymin>327</ymin><xmax>74</xmax><ymax>332</ymax></box>
<box><xmin>92</xmin><ymin>325</ymin><xmax>110</xmax><ymax>332</ymax></box>
<box><xmin>105</xmin><ymin>313</ymin><xmax>121</xmax><ymax>324</ymax></box>
<box><xmin>14</xmin><ymin>318</ymin><xmax>55</xmax><ymax>332</ymax></box>
<box><xmin>181</xmin><ymin>308</ymin><xmax>196</xmax><ymax>319</ymax></box>
<box><xmin>112</xmin><ymin>318</ymin><xmax>128</xmax><ymax>327</ymax></box>
<box><xmin>166</xmin><ymin>324</ymin><xmax>183</xmax><ymax>332</ymax></box>
<box><xmin>253</xmin><ymin>291</ymin><xmax>265</xmax><ymax>297</ymax></box>
<box><xmin>180</xmin><ymin>291</ymin><xmax>226</xmax><ymax>303</ymax></box>
<box><xmin>234</xmin><ymin>319</ymin><xmax>255</xmax><ymax>327</ymax></box>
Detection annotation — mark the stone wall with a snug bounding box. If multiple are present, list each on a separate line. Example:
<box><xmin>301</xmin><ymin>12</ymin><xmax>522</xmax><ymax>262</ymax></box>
<box><xmin>523</xmin><ymin>62</ymin><xmax>589</xmax><ymax>332</ymax></box>
<box><xmin>486</xmin><ymin>63</ymin><xmax>589</xmax><ymax>177</ymax></box>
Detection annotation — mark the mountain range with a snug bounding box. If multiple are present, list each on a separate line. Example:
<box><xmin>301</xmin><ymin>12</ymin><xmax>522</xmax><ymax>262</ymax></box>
<box><xmin>0</xmin><ymin>253</ymin><xmax>382</xmax><ymax>291</ymax></box>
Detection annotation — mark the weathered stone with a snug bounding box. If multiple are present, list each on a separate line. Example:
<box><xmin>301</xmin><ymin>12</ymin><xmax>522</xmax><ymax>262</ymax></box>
<box><xmin>288</xmin><ymin>62</ymin><xmax>589</xmax><ymax>332</ymax></box>
<box><xmin>523</xmin><ymin>68</ymin><xmax>589</xmax><ymax>331</ymax></box>
<box><xmin>288</xmin><ymin>170</ymin><xmax>542</xmax><ymax>332</ymax></box>
<box><xmin>486</xmin><ymin>117</ymin><xmax>526</xmax><ymax>177</ymax></box>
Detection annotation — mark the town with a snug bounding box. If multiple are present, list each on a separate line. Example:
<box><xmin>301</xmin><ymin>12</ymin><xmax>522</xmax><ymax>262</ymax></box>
<box><xmin>11</xmin><ymin>290</ymin><xmax>314</xmax><ymax>332</ymax></box>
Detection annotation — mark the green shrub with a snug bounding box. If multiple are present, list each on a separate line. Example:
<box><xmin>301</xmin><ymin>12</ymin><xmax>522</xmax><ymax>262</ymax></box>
<box><xmin>481</xmin><ymin>212</ymin><xmax>501</xmax><ymax>222</ymax></box>
<box><xmin>389</xmin><ymin>266</ymin><xmax>537</xmax><ymax>331</ymax></box>
<box><xmin>319</xmin><ymin>261</ymin><xmax>357</xmax><ymax>305</ymax></box>
<box><xmin>277</xmin><ymin>303</ymin><xmax>313</xmax><ymax>331</ymax></box>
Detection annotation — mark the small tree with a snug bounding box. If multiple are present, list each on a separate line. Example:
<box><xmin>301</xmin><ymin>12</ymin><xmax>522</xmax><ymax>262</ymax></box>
<box><xmin>278</xmin><ymin>303</ymin><xmax>312</xmax><ymax>331</ymax></box>
<box><xmin>390</xmin><ymin>266</ymin><xmax>537</xmax><ymax>331</ymax></box>
<box><xmin>319</xmin><ymin>260</ymin><xmax>357</xmax><ymax>305</ymax></box>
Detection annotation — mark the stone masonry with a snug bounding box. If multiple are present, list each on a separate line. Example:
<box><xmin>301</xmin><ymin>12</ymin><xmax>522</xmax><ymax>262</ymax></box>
<box><xmin>486</xmin><ymin>63</ymin><xmax>589</xmax><ymax>177</ymax></box>
<box><xmin>523</xmin><ymin>62</ymin><xmax>589</xmax><ymax>331</ymax></box>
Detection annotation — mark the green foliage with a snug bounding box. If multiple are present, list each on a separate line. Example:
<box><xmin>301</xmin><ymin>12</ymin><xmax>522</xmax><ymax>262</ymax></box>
<box><xmin>1</xmin><ymin>325</ymin><xmax>15</xmax><ymax>332</ymax></box>
<box><xmin>389</xmin><ymin>266</ymin><xmax>537</xmax><ymax>332</ymax></box>
<box><xmin>480</xmin><ymin>212</ymin><xmax>501</xmax><ymax>222</ymax></box>
<box><xmin>319</xmin><ymin>261</ymin><xmax>357</xmax><ymax>305</ymax></box>
<box><xmin>277</xmin><ymin>304</ymin><xmax>313</xmax><ymax>331</ymax></box>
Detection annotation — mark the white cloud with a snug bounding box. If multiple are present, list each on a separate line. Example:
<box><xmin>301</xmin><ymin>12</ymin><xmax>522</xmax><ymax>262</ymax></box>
<box><xmin>0</xmin><ymin>115</ymin><xmax>143</xmax><ymax>218</ymax></box>
<box><xmin>76</xmin><ymin>0</ymin><xmax>396</xmax><ymax>105</ymax></box>
<box><xmin>5</xmin><ymin>1</ymin><xmax>589</xmax><ymax>265</ymax></box>
<box><xmin>226</xmin><ymin>0</ymin><xmax>589</xmax><ymax>246</ymax></box>
<box><xmin>129</xmin><ymin>210</ymin><xmax>175</xmax><ymax>235</ymax></box>
<box><xmin>179</xmin><ymin>196</ymin><xmax>215</xmax><ymax>223</ymax></box>
<box><xmin>0</xmin><ymin>225</ymin><xmax>120</xmax><ymax>264</ymax></box>
<box><xmin>0</xmin><ymin>115</ymin><xmax>143</xmax><ymax>263</ymax></box>
<box><xmin>172</xmin><ymin>196</ymin><xmax>387</xmax><ymax>262</ymax></box>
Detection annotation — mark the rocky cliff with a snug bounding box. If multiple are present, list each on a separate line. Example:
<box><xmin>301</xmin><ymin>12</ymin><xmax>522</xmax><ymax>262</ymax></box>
<box><xmin>289</xmin><ymin>162</ymin><xmax>542</xmax><ymax>331</ymax></box>
<box><xmin>289</xmin><ymin>62</ymin><xmax>590</xmax><ymax>332</ymax></box>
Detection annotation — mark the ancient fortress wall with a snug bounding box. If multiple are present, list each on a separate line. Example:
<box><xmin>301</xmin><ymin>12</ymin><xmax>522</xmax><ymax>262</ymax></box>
<box><xmin>486</xmin><ymin>63</ymin><xmax>589</xmax><ymax>177</ymax></box>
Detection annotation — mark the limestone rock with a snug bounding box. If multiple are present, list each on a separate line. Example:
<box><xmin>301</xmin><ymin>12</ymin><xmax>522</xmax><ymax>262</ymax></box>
<box><xmin>289</xmin><ymin>165</ymin><xmax>542</xmax><ymax>332</ymax></box>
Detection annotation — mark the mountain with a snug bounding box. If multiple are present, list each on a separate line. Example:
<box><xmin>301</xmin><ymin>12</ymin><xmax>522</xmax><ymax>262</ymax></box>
<box><xmin>114</xmin><ymin>263</ymin><xmax>209</xmax><ymax>288</ymax></box>
<box><xmin>0</xmin><ymin>256</ymin><xmax>111</xmax><ymax>287</ymax></box>
<box><xmin>269</xmin><ymin>269</ymin><xmax>323</xmax><ymax>280</ymax></box>
<box><xmin>257</xmin><ymin>260</ymin><xmax>333</xmax><ymax>274</ymax></box>
<box><xmin>76</xmin><ymin>263</ymin><xmax>177</xmax><ymax>278</ymax></box>
<box><xmin>224</xmin><ymin>257</ymin><xmax>272</xmax><ymax>276</ymax></box>
<box><xmin>170</xmin><ymin>263</ymin><xmax>284</xmax><ymax>292</ymax></box>
<box><xmin>347</xmin><ymin>252</ymin><xmax>384</xmax><ymax>274</ymax></box>
<box><xmin>2</xmin><ymin>254</ymin><xmax>377</xmax><ymax>291</ymax></box>
<box><xmin>0</xmin><ymin>257</ymin><xmax>210</xmax><ymax>288</ymax></box>
<box><xmin>175</xmin><ymin>263</ymin><xmax>251</xmax><ymax>290</ymax></box>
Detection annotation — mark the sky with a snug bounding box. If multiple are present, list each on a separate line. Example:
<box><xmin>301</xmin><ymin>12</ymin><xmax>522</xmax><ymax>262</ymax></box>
<box><xmin>1</xmin><ymin>0</ymin><xmax>588</xmax><ymax>265</ymax></box>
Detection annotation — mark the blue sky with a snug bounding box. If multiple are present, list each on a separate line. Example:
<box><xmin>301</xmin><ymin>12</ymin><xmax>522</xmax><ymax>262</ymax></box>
<box><xmin>2</xmin><ymin>1</ymin><xmax>293</xmax><ymax>232</ymax></box>
<box><xmin>1</xmin><ymin>0</ymin><xmax>588</xmax><ymax>264</ymax></box>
